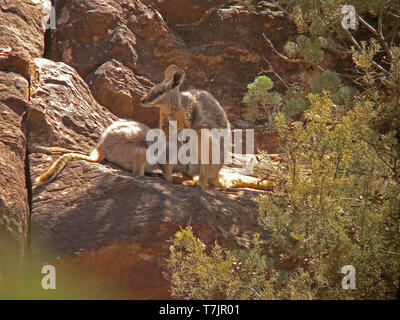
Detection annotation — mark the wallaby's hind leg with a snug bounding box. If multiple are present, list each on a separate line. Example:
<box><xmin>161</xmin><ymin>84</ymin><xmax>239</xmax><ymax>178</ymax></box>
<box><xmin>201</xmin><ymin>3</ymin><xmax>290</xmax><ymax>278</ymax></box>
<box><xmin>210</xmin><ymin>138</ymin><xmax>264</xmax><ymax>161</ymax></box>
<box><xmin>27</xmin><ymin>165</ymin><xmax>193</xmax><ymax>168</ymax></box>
<box><xmin>181</xmin><ymin>170</ymin><xmax>194</xmax><ymax>181</ymax></box>
<box><xmin>197</xmin><ymin>164</ymin><xmax>209</xmax><ymax>189</ymax></box>
<box><xmin>132</xmin><ymin>162</ymin><xmax>145</xmax><ymax>176</ymax></box>
<box><xmin>208</xmin><ymin>163</ymin><xmax>223</xmax><ymax>187</ymax></box>
<box><xmin>132</xmin><ymin>150</ymin><xmax>146</xmax><ymax>176</ymax></box>
<box><xmin>196</xmin><ymin>129</ymin><xmax>209</xmax><ymax>188</ymax></box>
<box><xmin>162</xmin><ymin>164</ymin><xmax>174</xmax><ymax>183</ymax></box>
<box><xmin>208</xmin><ymin>175</ymin><xmax>218</xmax><ymax>187</ymax></box>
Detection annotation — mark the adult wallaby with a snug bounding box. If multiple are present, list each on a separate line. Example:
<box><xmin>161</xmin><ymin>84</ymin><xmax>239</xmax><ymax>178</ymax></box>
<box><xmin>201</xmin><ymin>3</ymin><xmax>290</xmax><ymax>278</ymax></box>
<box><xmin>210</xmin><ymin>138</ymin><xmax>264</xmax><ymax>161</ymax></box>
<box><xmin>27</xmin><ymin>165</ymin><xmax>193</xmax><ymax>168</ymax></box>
<box><xmin>34</xmin><ymin>120</ymin><xmax>164</xmax><ymax>186</ymax></box>
<box><xmin>140</xmin><ymin>65</ymin><xmax>231</xmax><ymax>188</ymax></box>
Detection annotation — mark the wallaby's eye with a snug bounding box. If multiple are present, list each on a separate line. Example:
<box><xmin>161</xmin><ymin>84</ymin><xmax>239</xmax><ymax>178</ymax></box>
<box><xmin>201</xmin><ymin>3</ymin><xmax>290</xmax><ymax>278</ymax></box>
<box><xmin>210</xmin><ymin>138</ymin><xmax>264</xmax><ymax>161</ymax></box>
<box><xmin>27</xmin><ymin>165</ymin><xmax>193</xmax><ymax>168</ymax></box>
<box><xmin>153</xmin><ymin>90</ymin><xmax>164</xmax><ymax>98</ymax></box>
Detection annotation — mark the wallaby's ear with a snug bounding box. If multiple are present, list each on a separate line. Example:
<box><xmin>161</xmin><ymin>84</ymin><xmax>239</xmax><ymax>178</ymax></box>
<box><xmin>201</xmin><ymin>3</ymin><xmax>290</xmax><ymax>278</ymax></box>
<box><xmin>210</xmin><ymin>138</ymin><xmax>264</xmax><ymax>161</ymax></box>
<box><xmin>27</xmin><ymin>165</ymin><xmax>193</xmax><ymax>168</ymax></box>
<box><xmin>164</xmin><ymin>65</ymin><xmax>178</xmax><ymax>81</ymax></box>
<box><xmin>172</xmin><ymin>70</ymin><xmax>185</xmax><ymax>89</ymax></box>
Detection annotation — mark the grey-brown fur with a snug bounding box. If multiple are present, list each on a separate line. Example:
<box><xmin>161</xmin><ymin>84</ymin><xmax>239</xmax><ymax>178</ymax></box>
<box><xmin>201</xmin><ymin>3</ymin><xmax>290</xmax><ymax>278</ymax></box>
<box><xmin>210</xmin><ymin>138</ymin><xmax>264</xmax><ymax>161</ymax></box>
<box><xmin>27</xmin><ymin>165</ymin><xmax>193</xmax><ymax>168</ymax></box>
<box><xmin>180</xmin><ymin>90</ymin><xmax>230</xmax><ymax>130</ymax></box>
<box><xmin>34</xmin><ymin>119</ymin><xmax>163</xmax><ymax>186</ymax></box>
<box><xmin>98</xmin><ymin>119</ymin><xmax>159</xmax><ymax>175</ymax></box>
<box><xmin>141</xmin><ymin>65</ymin><xmax>231</xmax><ymax>187</ymax></box>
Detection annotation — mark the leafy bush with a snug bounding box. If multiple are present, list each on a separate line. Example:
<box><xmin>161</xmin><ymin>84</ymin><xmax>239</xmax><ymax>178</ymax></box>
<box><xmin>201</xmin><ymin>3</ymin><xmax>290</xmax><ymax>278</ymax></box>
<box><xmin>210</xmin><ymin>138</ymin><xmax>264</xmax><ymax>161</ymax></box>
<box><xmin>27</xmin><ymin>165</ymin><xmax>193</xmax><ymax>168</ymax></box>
<box><xmin>242</xmin><ymin>76</ymin><xmax>282</xmax><ymax>123</ymax></box>
<box><xmin>165</xmin><ymin>227</ymin><xmax>275</xmax><ymax>300</ymax></box>
<box><xmin>258</xmin><ymin>91</ymin><xmax>400</xmax><ymax>299</ymax></box>
<box><xmin>166</xmin><ymin>0</ymin><xmax>400</xmax><ymax>300</ymax></box>
<box><xmin>282</xmin><ymin>97</ymin><xmax>309</xmax><ymax>120</ymax></box>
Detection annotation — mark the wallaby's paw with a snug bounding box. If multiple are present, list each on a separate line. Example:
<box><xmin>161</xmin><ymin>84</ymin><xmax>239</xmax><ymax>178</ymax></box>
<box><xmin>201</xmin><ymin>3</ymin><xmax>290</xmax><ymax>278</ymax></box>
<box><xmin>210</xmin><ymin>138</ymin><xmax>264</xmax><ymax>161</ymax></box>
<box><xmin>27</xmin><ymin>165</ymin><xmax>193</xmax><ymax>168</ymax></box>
<box><xmin>181</xmin><ymin>179</ymin><xmax>197</xmax><ymax>187</ymax></box>
<box><xmin>163</xmin><ymin>174</ymin><xmax>173</xmax><ymax>183</ymax></box>
<box><xmin>195</xmin><ymin>180</ymin><xmax>209</xmax><ymax>189</ymax></box>
<box><xmin>172</xmin><ymin>176</ymin><xmax>191</xmax><ymax>184</ymax></box>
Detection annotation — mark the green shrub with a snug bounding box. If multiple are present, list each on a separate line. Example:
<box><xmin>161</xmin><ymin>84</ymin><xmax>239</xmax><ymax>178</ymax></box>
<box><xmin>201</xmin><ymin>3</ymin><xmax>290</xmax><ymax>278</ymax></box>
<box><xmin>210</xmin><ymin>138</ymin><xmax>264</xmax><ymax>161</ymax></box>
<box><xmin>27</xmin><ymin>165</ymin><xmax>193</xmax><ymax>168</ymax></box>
<box><xmin>165</xmin><ymin>227</ymin><xmax>275</xmax><ymax>300</ymax></box>
<box><xmin>166</xmin><ymin>0</ymin><xmax>400</xmax><ymax>300</ymax></box>
<box><xmin>242</xmin><ymin>76</ymin><xmax>282</xmax><ymax>123</ymax></box>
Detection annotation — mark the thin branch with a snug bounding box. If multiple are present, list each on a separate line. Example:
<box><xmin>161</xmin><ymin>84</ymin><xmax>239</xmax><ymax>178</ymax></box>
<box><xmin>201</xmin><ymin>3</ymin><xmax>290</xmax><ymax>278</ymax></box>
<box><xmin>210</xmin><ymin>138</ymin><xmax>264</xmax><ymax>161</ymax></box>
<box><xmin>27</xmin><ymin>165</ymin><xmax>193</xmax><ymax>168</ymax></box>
<box><xmin>378</xmin><ymin>10</ymin><xmax>393</xmax><ymax>59</ymax></box>
<box><xmin>263</xmin><ymin>33</ymin><xmax>358</xmax><ymax>79</ymax></box>
<box><xmin>358</xmin><ymin>16</ymin><xmax>379</xmax><ymax>37</ymax></box>
<box><xmin>263</xmin><ymin>33</ymin><xmax>324</xmax><ymax>72</ymax></box>
<box><xmin>387</xmin><ymin>11</ymin><xmax>400</xmax><ymax>19</ymax></box>
<box><xmin>379</xmin><ymin>250</ymin><xmax>400</xmax><ymax>256</ymax></box>
<box><xmin>261</xmin><ymin>57</ymin><xmax>290</xmax><ymax>88</ymax></box>
<box><xmin>344</xmin><ymin>28</ymin><xmax>362</xmax><ymax>50</ymax></box>
<box><xmin>271</xmin><ymin>0</ymin><xmax>288</xmax><ymax>14</ymax></box>
<box><xmin>389</xmin><ymin>19</ymin><xmax>399</xmax><ymax>47</ymax></box>
<box><xmin>344</xmin><ymin>29</ymin><xmax>391</xmax><ymax>75</ymax></box>
<box><xmin>357</xmin><ymin>13</ymin><xmax>393</xmax><ymax>60</ymax></box>
<box><xmin>326</xmin><ymin>41</ymin><xmax>352</xmax><ymax>56</ymax></box>
<box><xmin>332</xmin><ymin>41</ymin><xmax>352</xmax><ymax>54</ymax></box>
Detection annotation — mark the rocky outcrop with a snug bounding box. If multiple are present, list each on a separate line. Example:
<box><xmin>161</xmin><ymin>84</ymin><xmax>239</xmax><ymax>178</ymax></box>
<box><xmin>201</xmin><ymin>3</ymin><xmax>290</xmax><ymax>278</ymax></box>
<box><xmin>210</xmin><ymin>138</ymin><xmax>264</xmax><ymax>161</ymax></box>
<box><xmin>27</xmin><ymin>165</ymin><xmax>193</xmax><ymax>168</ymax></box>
<box><xmin>85</xmin><ymin>59</ymin><xmax>159</xmax><ymax>128</ymax></box>
<box><xmin>27</xmin><ymin>58</ymin><xmax>117</xmax><ymax>153</ymax></box>
<box><xmin>0</xmin><ymin>71</ymin><xmax>29</xmax><ymax>289</ymax></box>
<box><xmin>1</xmin><ymin>0</ymin><xmax>295</xmax><ymax>299</ymax></box>
<box><xmin>30</xmin><ymin>161</ymin><xmax>266</xmax><ymax>299</ymax></box>
<box><xmin>46</xmin><ymin>0</ymin><xmax>296</xmax><ymax>131</ymax></box>
<box><xmin>143</xmin><ymin>0</ymin><xmax>227</xmax><ymax>27</ymax></box>
<box><xmin>26</xmin><ymin>58</ymin><xmax>269</xmax><ymax>299</ymax></box>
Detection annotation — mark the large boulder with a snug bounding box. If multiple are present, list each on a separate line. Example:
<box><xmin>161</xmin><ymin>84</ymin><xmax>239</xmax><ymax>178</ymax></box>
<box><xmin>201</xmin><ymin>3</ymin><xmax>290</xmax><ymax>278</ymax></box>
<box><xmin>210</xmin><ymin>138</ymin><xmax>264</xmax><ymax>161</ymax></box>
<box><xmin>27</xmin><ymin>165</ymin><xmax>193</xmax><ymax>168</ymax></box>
<box><xmin>0</xmin><ymin>0</ymin><xmax>51</xmax><ymax>78</ymax></box>
<box><xmin>26</xmin><ymin>58</ymin><xmax>269</xmax><ymax>299</ymax></box>
<box><xmin>85</xmin><ymin>59</ymin><xmax>159</xmax><ymax>128</ymax></box>
<box><xmin>30</xmin><ymin>160</ymin><xmax>266</xmax><ymax>299</ymax></box>
<box><xmin>46</xmin><ymin>0</ymin><xmax>170</xmax><ymax>128</ymax></box>
<box><xmin>0</xmin><ymin>71</ymin><xmax>30</xmax><ymax>291</ymax></box>
<box><xmin>27</xmin><ymin>58</ymin><xmax>117</xmax><ymax>152</ymax></box>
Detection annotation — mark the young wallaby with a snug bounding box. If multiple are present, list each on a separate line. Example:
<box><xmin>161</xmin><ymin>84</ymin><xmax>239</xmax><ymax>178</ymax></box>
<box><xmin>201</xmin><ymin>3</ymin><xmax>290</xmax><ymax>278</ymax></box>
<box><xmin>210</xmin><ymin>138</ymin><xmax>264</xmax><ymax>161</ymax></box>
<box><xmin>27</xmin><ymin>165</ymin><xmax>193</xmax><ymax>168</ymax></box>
<box><xmin>140</xmin><ymin>65</ymin><xmax>231</xmax><ymax>188</ymax></box>
<box><xmin>34</xmin><ymin>120</ymin><xmax>162</xmax><ymax>186</ymax></box>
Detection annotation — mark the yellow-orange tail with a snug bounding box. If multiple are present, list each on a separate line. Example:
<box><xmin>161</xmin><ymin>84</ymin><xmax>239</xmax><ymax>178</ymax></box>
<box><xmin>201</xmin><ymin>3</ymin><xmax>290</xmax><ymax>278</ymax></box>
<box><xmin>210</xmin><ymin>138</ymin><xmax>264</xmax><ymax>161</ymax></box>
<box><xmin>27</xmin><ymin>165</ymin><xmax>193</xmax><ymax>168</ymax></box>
<box><xmin>218</xmin><ymin>178</ymin><xmax>275</xmax><ymax>190</ymax></box>
<box><xmin>175</xmin><ymin>172</ymin><xmax>275</xmax><ymax>191</ymax></box>
<box><xmin>218</xmin><ymin>174</ymin><xmax>275</xmax><ymax>190</ymax></box>
<box><xmin>34</xmin><ymin>147</ymin><xmax>102</xmax><ymax>186</ymax></box>
<box><xmin>30</xmin><ymin>145</ymin><xmax>85</xmax><ymax>155</ymax></box>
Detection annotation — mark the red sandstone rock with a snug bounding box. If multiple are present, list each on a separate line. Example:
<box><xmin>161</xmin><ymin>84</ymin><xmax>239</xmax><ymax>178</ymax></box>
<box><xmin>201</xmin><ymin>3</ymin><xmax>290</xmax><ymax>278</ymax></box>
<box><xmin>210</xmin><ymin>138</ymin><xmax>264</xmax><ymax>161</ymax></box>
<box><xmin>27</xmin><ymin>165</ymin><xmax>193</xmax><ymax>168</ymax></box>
<box><xmin>27</xmin><ymin>58</ymin><xmax>118</xmax><ymax>152</ymax></box>
<box><xmin>25</xmin><ymin>57</ymin><xmax>268</xmax><ymax>298</ymax></box>
<box><xmin>0</xmin><ymin>0</ymin><xmax>51</xmax><ymax>78</ymax></box>
<box><xmin>85</xmin><ymin>59</ymin><xmax>159</xmax><ymax>128</ymax></box>
<box><xmin>47</xmin><ymin>0</ymin><xmax>297</xmax><ymax>130</ymax></box>
<box><xmin>0</xmin><ymin>71</ymin><xmax>29</xmax><ymax>289</ymax></box>
<box><xmin>0</xmin><ymin>0</ymin><xmax>295</xmax><ymax>299</ymax></box>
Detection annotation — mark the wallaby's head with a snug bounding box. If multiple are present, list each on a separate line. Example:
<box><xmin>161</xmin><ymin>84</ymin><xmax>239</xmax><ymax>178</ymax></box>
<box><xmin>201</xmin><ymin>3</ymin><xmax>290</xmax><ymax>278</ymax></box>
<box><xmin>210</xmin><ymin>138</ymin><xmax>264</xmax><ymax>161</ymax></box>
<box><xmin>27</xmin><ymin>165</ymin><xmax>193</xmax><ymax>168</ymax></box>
<box><xmin>141</xmin><ymin>65</ymin><xmax>185</xmax><ymax>111</ymax></box>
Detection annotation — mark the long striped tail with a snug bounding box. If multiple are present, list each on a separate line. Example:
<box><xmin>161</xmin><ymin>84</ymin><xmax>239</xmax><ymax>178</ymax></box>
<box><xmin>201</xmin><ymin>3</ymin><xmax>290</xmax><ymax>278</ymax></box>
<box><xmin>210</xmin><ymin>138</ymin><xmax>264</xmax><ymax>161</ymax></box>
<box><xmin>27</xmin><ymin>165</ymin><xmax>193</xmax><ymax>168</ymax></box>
<box><xmin>30</xmin><ymin>144</ymin><xmax>86</xmax><ymax>155</ymax></box>
<box><xmin>217</xmin><ymin>176</ymin><xmax>275</xmax><ymax>190</ymax></box>
<box><xmin>175</xmin><ymin>173</ymin><xmax>275</xmax><ymax>191</ymax></box>
<box><xmin>34</xmin><ymin>147</ymin><xmax>102</xmax><ymax>186</ymax></box>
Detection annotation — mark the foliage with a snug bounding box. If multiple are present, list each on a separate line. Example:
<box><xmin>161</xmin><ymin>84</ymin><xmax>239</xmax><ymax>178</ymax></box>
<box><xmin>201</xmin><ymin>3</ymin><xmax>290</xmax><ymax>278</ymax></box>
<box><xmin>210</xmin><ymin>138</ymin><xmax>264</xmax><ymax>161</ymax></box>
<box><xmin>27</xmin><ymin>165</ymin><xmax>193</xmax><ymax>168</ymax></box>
<box><xmin>166</xmin><ymin>227</ymin><xmax>275</xmax><ymax>299</ymax></box>
<box><xmin>258</xmin><ymin>91</ymin><xmax>400</xmax><ymax>299</ymax></box>
<box><xmin>282</xmin><ymin>97</ymin><xmax>309</xmax><ymax>120</ymax></box>
<box><xmin>166</xmin><ymin>0</ymin><xmax>400</xmax><ymax>300</ymax></box>
<box><xmin>242</xmin><ymin>75</ymin><xmax>282</xmax><ymax>123</ymax></box>
<box><xmin>284</xmin><ymin>35</ymin><xmax>325</xmax><ymax>64</ymax></box>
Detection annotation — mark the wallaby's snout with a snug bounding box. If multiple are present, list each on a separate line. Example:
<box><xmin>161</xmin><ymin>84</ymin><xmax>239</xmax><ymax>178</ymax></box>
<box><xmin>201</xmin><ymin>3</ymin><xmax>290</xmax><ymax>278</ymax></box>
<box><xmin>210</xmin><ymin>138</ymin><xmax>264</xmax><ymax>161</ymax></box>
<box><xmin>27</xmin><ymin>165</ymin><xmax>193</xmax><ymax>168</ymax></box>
<box><xmin>140</xmin><ymin>89</ymin><xmax>152</xmax><ymax>106</ymax></box>
<box><xmin>140</xmin><ymin>65</ymin><xmax>186</xmax><ymax>108</ymax></box>
<box><xmin>141</xmin><ymin>85</ymin><xmax>163</xmax><ymax>107</ymax></box>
